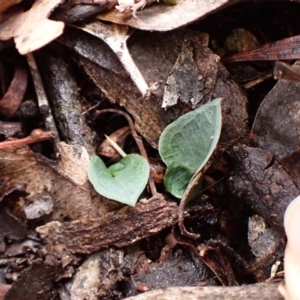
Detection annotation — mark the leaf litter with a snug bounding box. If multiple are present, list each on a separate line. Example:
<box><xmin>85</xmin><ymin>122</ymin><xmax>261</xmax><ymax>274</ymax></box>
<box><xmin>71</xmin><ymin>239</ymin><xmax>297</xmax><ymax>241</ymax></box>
<box><xmin>1</xmin><ymin>1</ymin><xmax>300</xmax><ymax>300</ymax></box>
<box><xmin>0</xmin><ymin>0</ymin><xmax>65</xmax><ymax>54</ymax></box>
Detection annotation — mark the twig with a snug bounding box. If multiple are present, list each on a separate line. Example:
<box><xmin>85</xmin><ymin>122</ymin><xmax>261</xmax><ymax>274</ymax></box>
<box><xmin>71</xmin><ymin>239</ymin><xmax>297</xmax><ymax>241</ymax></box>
<box><xmin>94</xmin><ymin>108</ymin><xmax>157</xmax><ymax>197</ymax></box>
<box><xmin>0</xmin><ymin>129</ymin><xmax>55</xmax><ymax>149</ymax></box>
<box><xmin>81</xmin><ymin>101</ymin><xmax>101</xmax><ymax>116</ymax></box>
<box><xmin>243</xmin><ymin>72</ymin><xmax>273</xmax><ymax>89</ymax></box>
<box><xmin>104</xmin><ymin>134</ymin><xmax>127</xmax><ymax>158</ymax></box>
<box><xmin>26</xmin><ymin>53</ymin><xmax>60</xmax><ymax>145</ymax></box>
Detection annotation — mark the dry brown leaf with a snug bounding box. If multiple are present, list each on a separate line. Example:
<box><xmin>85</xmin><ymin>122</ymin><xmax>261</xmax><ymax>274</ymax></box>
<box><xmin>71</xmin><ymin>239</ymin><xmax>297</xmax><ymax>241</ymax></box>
<box><xmin>0</xmin><ymin>65</ymin><xmax>28</xmax><ymax>119</ymax></box>
<box><xmin>0</xmin><ymin>146</ymin><xmax>119</xmax><ymax>221</ymax></box>
<box><xmin>97</xmin><ymin>126</ymin><xmax>131</xmax><ymax>159</ymax></box>
<box><xmin>0</xmin><ymin>0</ymin><xmax>65</xmax><ymax>55</ymax></box>
<box><xmin>251</xmin><ymin>61</ymin><xmax>300</xmax><ymax>160</ymax></box>
<box><xmin>96</xmin><ymin>0</ymin><xmax>231</xmax><ymax>31</ymax></box>
<box><xmin>0</xmin><ymin>0</ymin><xmax>21</xmax><ymax>14</ymax></box>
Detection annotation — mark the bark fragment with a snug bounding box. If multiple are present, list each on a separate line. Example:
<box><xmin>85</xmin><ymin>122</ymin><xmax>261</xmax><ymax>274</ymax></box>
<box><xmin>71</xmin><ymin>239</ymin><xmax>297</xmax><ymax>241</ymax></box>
<box><xmin>36</xmin><ymin>44</ymin><xmax>95</xmax><ymax>156</ymax></box>
<box><xmin>36</xmin><ymin>194</ymin><xmax>179</xmax><ymax>256</ymax></box>
<box><xmin>229</xmin><ymin>145</ymin><xmax>300</xmax><ymax>238</ymax></box>
<box><xmin>123</xmin><ymin>283</ymin><xmax>283</xmax><ymax>300</ymax></box>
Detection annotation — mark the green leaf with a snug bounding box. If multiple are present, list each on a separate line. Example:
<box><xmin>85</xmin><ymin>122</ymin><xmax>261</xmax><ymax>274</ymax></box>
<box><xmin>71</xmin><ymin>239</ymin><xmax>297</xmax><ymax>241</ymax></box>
<box><xmin>159</xmin><ymin>98</ymin><xmax>222</xmax><ymax>198</ymax></box>
<box><xmin>88</xmin><ymin>154</ymin><xmax>150</xmax><ymax>206</ymax></box>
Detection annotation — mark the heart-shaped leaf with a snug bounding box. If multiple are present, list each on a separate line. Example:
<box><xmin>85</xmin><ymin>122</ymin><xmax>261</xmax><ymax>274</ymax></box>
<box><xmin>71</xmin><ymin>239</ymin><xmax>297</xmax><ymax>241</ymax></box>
<box><xmin>159</xmin><ymin>98</ymin><xmax>222</xmax><ymax>198</ymax></box>
<box><xmin>88</xmin><ymin>154</ymin><xmax>150</xmax><ymax>206</ymax></box>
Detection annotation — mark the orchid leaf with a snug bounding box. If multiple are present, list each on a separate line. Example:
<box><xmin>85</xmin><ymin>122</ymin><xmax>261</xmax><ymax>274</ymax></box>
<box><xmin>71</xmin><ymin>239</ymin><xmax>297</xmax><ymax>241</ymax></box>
<box><xmin>159</xmin><ymin>98</ymin><xmax>222</xmax><ymax>198</ymax></box>
<box><xmin>88</xmin><ymin>154</ymin><xmax>150</xmax><ymax>206</ymax></box>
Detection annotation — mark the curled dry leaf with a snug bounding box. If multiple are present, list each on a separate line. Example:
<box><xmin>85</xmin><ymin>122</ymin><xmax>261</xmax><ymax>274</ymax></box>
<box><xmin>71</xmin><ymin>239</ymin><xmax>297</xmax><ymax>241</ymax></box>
<box><xmin>223</xmin><ymin>35</ymin><xmax>300</xmax><ymax>63</ymax></box>
<box><xmin>0</xmin><ymin>65</ymin><xmax>28</xmax><ymax>119</ymax></box>
<box><xmin>97</xmin><ymin>126</ymin><xmax>131</xmax><ymax>159</ymax></box>
<box><xmin>0</xmin><ymin>0</ymin><xmax>65</xmax><ymax>54</ymax></box>
<box><xmin>97</xmin><ymin>0</ymin><xmax>231</xmax><ymax>31</ymax></box>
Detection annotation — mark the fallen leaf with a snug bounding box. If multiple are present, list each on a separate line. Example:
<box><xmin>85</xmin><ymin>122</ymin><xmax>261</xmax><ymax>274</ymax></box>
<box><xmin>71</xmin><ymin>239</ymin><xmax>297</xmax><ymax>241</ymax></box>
<box><xmin>162</xmin><ymin>39</ymin><xmax>205</xmax><ymax>109</ymax></box>
<box><xmin>98</xmin><ymin>126</ymin><xmax>131</xmax><ymax>159</ymax></box>
<box><xmin>196</xmin><ymin>243</ymin><xmax>238</xmax><ymax>286</ymax></box>
<box><xmin>76</xmin><ymin>21</ymin><xmax>149</xmax><ymax>96</ymax></box>
<box><xmin>159</xmin><ymin>98</ymin><xmax>222</xmax><ymax>198</ymax></box>
<box><xmin>251</xmin><ymin>61</ymin><xmax>300</xmax><ymax>160</ymax></box>
<box><xmin>96</xmin><ymin>0</ymin><xmax>232</xmax><ymax>31</ymax></box>
<box><xmin>23</xmin><ymin>196</ymin><xmax>53</xmax><ymax>219</ymax></box>
<box><xmin>62</xmin><ymin>27</ymin><xmax>248</xmax><ymax>150</ymax></box>
<box><xmin>88</xmin><ymin>154</ymin><xmax>150</xmax><ymax>206</ymax></box>
<box><xmin>223</xmin><ymin>35</ymin><xmax>300</xmax><ymax>63</ymax></box>
<box><xmin>0</xmin><ymin>65</ymin><xmax>28</xmax><ymax>119</ymax></box>
<box><xmin>127</xmin><ymin>249</ymin><xmax>214</xmax><ymax>293</ymax></box>
<box><xmin>0</xmin><ymin>283</ymin><xmax>10</xmax><ymax>299</ymax></box>
<box><xmin>0</xmin><ymin>0</ymin><xmax>65</xmax><ymax>54</ymax></box>
<box><xmin>279</xmin><ymin>149</ymin><xmax>300</xmax><ymax>188</ymax></box>
<box><xmin>0</xmin><ymin>146</ymin><xmax>117</xmax><ymax>221</ymax></box>
<box><xmin>273</xmin><ymin>61</ymin><xmax>300</xmax><ymax>82</ymax></box>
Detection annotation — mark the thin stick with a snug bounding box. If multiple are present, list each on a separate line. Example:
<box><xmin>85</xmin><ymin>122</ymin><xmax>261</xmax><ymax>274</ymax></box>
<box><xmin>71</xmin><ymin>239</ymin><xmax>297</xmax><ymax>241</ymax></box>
<box><xmin>81</xmin><ymin>101</ymin><xmax>101</xmax><ymax>116</ymax></box>
<box><xmin>26</xmin><ymin>53</ymin><xmax>60</xmax><ymax>146</ymax></box>
<box><xmin>104</xmin><ymin>134</ymin><xmax>127</xmax><ymax>158</ymax></box>
<box><xmin>0</xmin><ymin>129</ymin><xmax>55</xmax><ymax>149</ymax></box>
<box><xmin>94</xmin><ymin>108</ymin><xmax>157</xmax><ymax>197</ymax></box>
